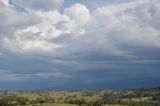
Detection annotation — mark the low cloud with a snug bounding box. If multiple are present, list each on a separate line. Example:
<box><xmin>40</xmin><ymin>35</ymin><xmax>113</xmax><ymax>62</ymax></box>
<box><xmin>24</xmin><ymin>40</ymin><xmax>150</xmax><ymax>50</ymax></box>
<box><xmin>0</xmin><ymin>69</ymin><xmax>70</xmax><ymax>82</ymax></box>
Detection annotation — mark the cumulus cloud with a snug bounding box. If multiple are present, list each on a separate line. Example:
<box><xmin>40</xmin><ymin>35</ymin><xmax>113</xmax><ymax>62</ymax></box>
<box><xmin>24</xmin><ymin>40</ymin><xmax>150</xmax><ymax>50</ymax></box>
<box><xmin>64</xmin><ymin>3</ymin><xmax>92</xmax><ymax>26</ymax></box>
<box><xmin>1</xmin><ymin>0</ymin><xmax>159</xmax><ymax>54</ymax></box>
<box><xmin>89</xmin><ymin>0</ymin><xmax>160</xmax><ymax>47</ymax></box>
<box><xmin>0</xmin><ymin>0</ymin><xmax>160</xmax><ymax>58</ymax></box>
<box><xmin>0</xmin><ymin>2</ymin><xmax>92</xmax><ymax>53</ymax></box>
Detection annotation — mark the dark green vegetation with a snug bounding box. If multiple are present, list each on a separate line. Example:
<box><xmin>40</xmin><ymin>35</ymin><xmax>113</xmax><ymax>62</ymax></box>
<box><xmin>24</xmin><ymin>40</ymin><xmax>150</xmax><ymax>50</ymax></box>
<box><xmin>0</xmin><ymin>87</ymin><xmax>160</xmax><ymax>106</ymax></box>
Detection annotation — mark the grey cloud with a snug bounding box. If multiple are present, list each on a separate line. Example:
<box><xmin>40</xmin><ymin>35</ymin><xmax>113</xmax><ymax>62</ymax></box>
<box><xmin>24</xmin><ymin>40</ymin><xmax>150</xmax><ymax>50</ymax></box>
<box><xmin>13</xmin><ymin>0</ymin><xmax>64</xmax><ymax>11</ymax></box>
<box><xmin>0</xmin><ymin>0</ymin><xmax>160</xmax><ymax>90</ymax></box>
<box><xmin>0</xmin><ymin>1</ymin><xmax>39</xmax><ymax>37</ymax></box>
<box><xmin>149</xmin><ymin>0</ymin><xmax>160</xmax><ymax>30</ymax></box>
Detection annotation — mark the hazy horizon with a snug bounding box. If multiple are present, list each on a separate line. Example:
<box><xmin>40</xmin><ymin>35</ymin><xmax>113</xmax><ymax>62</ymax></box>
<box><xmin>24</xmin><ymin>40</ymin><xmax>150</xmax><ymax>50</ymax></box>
<box><xmin>0</xmin><ymin>0</ymin><xmax>160</xmax><ymax>90</ymax></box>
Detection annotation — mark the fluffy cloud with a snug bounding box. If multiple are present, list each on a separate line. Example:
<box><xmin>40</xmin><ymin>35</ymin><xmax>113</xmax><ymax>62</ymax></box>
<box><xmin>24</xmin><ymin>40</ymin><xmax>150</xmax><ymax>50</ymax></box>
<box><xmin>89</xmin><ymin>0</ymin><xmax>160</xmax><ymax>47</ymax></box>
<box><xmin>1</xmin><ymin>0</ymin><xmax>160</xmax><ymax>58</ymax></box>
<box><xmin>64</xmin><ymin>3</ymin><xmax>91</xmax><ymax>26</ymax></box>
<box><xmin>0</xmin><ymin>1</ymin><xmax>94</xmax><ymax>53</ymax></box>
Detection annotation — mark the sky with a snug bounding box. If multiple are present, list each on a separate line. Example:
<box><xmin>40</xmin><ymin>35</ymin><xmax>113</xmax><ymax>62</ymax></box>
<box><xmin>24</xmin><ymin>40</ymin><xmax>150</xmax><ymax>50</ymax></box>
<box><xmin>0</xmin><ymin>0</ymin><xmax>160</xmax><ymax>90</ymax></box>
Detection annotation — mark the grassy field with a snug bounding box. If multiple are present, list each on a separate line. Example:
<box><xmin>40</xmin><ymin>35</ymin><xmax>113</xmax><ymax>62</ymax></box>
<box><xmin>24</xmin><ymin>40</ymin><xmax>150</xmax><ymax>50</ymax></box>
<box><xmin>0</xmin><ymin>87</ymin><xmax>160</xmax><ymax>106</ymax></box>
<box><xmin>26</xmin><ymin>103</ymin><xmax>123</xmax><ymax>106</ymax></box>
<box><xmin>26</xmin><ymin>103</ymin><xmax>78</xmax><ymax>106</ymax></box>
<box><xmin>16</xmin><ymin>90</ymin><xmax>101</xmax><ymax>102</ymax></box>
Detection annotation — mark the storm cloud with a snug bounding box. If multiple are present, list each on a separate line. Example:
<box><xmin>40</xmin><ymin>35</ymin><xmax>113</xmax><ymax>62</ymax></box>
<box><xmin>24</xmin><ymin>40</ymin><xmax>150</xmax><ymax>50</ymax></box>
<box><xmin>0</xmin><ymin>0</ymin><xmax>160</xmax><ymax>90</ymax></box>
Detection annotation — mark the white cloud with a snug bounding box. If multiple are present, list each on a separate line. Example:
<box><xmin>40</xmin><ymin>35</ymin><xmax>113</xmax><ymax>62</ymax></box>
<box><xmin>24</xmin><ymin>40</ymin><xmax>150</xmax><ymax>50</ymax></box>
<box><xmin>87</xmin><ymin>0</ymin><xmax>160</xmax><ymax>48</ymax></box>
<box><xmin>64</xmin><ymin>3</ymin><xmax>92</xmax><ymax>26</ymax></box>
<box><xmin>33</xmin><ymin>10</ymin><xmax>70</xmax><ymax>39</ymax></box>
<box><xmin>0</xmin><ymin>3</ymin><xmax>89</xmax><ymax>53</ymax></box>
<box><xmin>0</xmin><ymin>0</ymin><xmax>10</xmax><ymax>6</ymax></box>
<box><xmin>1</xmin><ymin>37</ymin><xmax>62</xmax><ymax>53</ymax></box>
<box><xmin>0</xmin><ymin>0</ymin><xmax>160</xmax><ymax>55</ymax></box>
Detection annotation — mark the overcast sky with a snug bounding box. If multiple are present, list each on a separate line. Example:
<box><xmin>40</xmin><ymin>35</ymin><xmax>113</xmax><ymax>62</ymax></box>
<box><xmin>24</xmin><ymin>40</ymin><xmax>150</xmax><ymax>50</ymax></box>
<box><xmin>0</xmin><ymin>0</ymin><xmax>160</xmax><ymax>90</ymax></box>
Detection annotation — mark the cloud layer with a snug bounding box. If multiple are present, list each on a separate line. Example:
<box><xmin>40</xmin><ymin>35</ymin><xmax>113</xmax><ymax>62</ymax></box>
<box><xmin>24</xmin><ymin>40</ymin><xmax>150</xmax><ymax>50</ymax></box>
<box><xmin>11</xmin><ymin>0</ymin><xmax>64</xmax><ymax>11</ymax></box>
<box><xmin>0</xmin><ymin>0</ymin><xmax>160</xmax><ymax>90</ymax></box>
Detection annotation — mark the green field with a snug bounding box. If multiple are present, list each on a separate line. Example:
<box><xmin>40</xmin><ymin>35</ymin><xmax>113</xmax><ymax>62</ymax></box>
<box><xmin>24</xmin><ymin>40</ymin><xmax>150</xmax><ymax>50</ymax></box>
<box><xmin>0</xmin><ymin>87</ymin><xmax>160</xmax><ymax>106</ymax></box>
